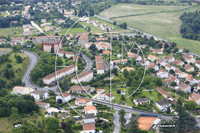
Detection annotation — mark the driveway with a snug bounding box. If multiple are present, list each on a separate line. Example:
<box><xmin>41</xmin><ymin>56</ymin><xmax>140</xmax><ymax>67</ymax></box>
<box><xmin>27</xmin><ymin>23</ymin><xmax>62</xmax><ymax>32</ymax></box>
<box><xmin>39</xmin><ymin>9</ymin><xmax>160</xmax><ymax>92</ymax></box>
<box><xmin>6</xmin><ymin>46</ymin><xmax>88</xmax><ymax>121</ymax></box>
<box><xmin>113</xmin><ymin>109</ymin><xmax>120</xmax><ymax>133</ymax></box>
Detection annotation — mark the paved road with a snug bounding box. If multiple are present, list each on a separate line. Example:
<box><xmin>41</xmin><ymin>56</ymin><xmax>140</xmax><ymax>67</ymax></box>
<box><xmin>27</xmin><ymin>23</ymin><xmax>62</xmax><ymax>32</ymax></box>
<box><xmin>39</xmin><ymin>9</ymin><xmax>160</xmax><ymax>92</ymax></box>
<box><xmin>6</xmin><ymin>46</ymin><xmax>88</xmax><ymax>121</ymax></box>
<box><xmin>0</xmin><ymin>51</ymin><xmax>9</xmax><ymax>56</ymax></box>
<box><xmin>31</xmin><ymin>21</ymin><xmax>44</xmax><ymax>33</ymax></box>
<box><xmin>113</xmin><ymin>109</ymin><xmax>120</xmax><ymax>133</ymax></box>
<box><xmin>22</xmin><ymin>50</ymin><xmax>60</xmax><ymax>93</ymax></box>
<box><xmin>82</xmin><ymin>54</ymin><xmax>93</xmax><ymax>71</ymax></box>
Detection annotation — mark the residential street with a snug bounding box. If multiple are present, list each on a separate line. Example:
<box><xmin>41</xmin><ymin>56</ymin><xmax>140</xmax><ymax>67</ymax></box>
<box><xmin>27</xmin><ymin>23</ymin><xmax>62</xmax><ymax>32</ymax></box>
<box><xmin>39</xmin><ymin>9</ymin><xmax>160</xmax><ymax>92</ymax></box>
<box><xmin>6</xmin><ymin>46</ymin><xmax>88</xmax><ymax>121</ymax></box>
<box><xmin>31</xmin><ymin>21</ymin><xmax>44</xmax><ymax>33</ymax></box>
<box><xmin>113</xmin><ymin>109</ymin><xmax>120</xmax><ymax>133</ymax></box>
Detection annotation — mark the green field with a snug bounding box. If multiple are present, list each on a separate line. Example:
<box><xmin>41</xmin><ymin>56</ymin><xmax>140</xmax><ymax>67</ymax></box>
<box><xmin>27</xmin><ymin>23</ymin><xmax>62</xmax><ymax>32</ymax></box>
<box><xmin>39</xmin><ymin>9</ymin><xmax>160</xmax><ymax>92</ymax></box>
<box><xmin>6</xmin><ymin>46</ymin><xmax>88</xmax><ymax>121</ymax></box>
<box><xmin>45</xmin><ymin>27</ymin><xmax>88</xmax><ymax>35</ymax></box>
<box><xmin>0</xmin><ymin>117</ymin><xmax>13</xmax><ymax>133</ymax></box>
<box><xmin>100</xmin><ymin>4</ymin><xmax>200</xmax><ymax>55</ymax></box>
<box><xmin>0</xmin><ymin>27</ymin><xmax>23</xmax><ymax>37</ymax></box>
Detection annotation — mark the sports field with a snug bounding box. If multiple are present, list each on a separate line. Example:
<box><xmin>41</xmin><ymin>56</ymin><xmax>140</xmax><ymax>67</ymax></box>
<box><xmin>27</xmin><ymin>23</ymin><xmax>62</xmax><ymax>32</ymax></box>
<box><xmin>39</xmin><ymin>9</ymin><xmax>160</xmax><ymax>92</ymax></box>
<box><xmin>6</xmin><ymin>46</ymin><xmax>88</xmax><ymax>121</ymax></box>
<box><xmin>100</xmin><ymin>4</ymin><xmax>200</xmax><ymax>55</ymax></box>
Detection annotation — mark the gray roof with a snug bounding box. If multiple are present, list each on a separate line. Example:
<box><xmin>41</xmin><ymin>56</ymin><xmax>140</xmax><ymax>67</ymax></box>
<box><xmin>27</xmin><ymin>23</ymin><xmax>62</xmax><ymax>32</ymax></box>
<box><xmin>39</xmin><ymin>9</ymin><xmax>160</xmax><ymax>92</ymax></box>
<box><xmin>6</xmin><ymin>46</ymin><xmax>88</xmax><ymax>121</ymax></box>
<box><xmin>30</xmin><ymin>90</ymin><xmax>47</xmax><ymax>95</ymax></box>
<box><xmin>83</xmin><ymin>113</ymin><xmax>95</xmax><ymax>119</ymax></box>
<box><xmin>135</xmin><ymin>98</ymin><xmax>150</xmax><ymax>103</ymax></box>
<box><xmin>155</xmin><ymin>100</ymin><xmax>171</xmax><ymax>105</ymax></box>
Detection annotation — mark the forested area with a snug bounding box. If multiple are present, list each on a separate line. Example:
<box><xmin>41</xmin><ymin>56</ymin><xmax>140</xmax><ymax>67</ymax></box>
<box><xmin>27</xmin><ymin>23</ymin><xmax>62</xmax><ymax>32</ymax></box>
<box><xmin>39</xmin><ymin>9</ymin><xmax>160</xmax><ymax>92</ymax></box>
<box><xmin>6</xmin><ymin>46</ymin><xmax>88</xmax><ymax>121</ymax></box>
<box><xmin>180</xmin><ymin>10</ymin><xmax>200</xmax><ymax>41</ymax></box>
<box><xmin>0</xmin><ymin>92</ymin><xmax>39</xmax><ymax>117</ymax></box>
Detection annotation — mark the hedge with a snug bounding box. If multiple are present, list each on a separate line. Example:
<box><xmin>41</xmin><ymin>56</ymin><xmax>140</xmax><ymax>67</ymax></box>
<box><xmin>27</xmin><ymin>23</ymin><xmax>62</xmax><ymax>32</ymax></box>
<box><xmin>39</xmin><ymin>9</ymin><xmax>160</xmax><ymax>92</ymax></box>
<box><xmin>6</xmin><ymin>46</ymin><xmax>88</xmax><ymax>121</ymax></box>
<box><xmin>132</xmin><ymin>105</ymin><xmax>152</xmax><ymax>112</ymax></box>
<box><xmin>68</xmin><ymin>98</ymin><xmax>76</xmax><ymax>103</ymax></box>
<box><xmin>72</xmin><ymin>124</ymin><xmax>82</xmax><ymax>130</ymax></box>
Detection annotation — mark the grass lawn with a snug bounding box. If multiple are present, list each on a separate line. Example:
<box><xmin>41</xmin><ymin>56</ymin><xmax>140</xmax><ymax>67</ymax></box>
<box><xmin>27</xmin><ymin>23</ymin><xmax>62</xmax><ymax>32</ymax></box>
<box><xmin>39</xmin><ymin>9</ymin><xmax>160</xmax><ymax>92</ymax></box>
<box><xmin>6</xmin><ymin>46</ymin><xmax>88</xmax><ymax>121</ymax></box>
<box><xmin>0</xmin><ymin>48</ymin><xmax>11</xmax><ymax>51</ymax></box>
<box><xmin>45</xmin><ymin>27</ymin><xmax>88</xmax><ymax>35</ymax></box>
<box><xmin>100</xmin><ymin>4</ymin><xmax>200</xmax><ymax>55</ymax></box>
<box><xmin>0</xmin><ymin>51</ymin><xmax>30</xmax><ymax>80</ymax></box>
<box><xmin>0</xmin><ymin>117</ymin><xmax>13</xmax><ymax>133</ymax></box>
<box><xmin>0</xmin><ymin>27</ymin><xmax>23</xmax><ymax>37</ymax></box>
<box><xmin>133</xmin><ymin>91</ymin><xmax>165</xmax><ymax>103</ymax></box>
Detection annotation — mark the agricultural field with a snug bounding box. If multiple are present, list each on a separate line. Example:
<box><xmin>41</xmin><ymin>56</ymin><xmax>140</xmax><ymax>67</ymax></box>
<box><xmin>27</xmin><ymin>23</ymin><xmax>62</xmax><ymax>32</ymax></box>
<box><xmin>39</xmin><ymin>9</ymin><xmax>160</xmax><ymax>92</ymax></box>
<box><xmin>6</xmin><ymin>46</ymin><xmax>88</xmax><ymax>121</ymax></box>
<box><xmin>45</xmin><ymin>27</ymin><xmax>87</xmax><ymax>35</ymax></box>
<box><xmin>100</xmin><ymin>4</ymin><xmax>200</xmax><ymax>55</ymax></box>
<box><xmin>0</xmin><ymin>27</ymin><xmax>23</xmax><ymax>37</ymax></box>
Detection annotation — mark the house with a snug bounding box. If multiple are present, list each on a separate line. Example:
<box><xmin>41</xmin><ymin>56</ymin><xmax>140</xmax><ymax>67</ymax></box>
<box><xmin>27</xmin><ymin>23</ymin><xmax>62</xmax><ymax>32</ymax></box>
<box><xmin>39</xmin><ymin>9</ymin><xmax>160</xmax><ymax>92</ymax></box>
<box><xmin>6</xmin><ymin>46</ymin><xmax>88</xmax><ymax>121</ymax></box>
<box><xmin>165</xmin><ymin>64</ymin><xmax>176</xmax><ymax>71</ymax></box>
<box><xmin>187</xmin><ymin>92</ymin><xmax>200</xmax><ymax>105</ymax></box>
<box><xmin>75</xmin><ymin>1</ymin><xmax>82</xmax><ymax>5</ymax></box>
<box><xmin>96</xmin><ymin>63</ymin><xmax>104</xmax><ymax>74</ymax></box>
<box><xmin>11</xmin><ymin>37</ymin><xmax>24</xmax><ymax>45</ymax></box>
<box><xmin>183</xmin><ymin>53</ymin><xmax>196</xmax><ymax>64</ymax></box>
<box><xmin>79</xmin><ymin>16</ymin><xmax>89</xmax><ymax>21</ymax></box>
<box><xmin>137</xmin><ymin>116</ymin><xmax>161</xmax><ymax>131</ymax></box>
<box><xmin>151</xmin><ymin>49</ymin><xmax>163</xmax><ymax>55</ymax></box>
<box><xmin>87</xmin><ymin>20</ymin><xmax>98</xmax><ymax>24</ymax></box>
<box><xmin>41</xmin><ymin>23</ymin><xmax>52</xmax><ymax>27</ymax></box>
<box><xmin>96</xmin><ymin>89</ymin><xmax>105</xmax><ymax>94</ymax></box>
<box><xmin>56</xmin><ymin>91</ymin><xmax>71</xmax><ymax>103</ymax></box>
<box><xmin>95</xmin><ymin>56</ymin><xmax>104</xmax><ymax>63</ymax></box>
<box><xmin>102</xmin><ymin>26</ymin><xmax>114</xmax><ymax>31</ymax></box>
<box><xmin>156</xmin><ymin>87</ymin><xmax>172</xmax><ymax>99</ymax></box>
<box><xmin>12</xmin><ymin>86</ymin><xmax>34</xmax><ymax>95</ymax></box>
<box><xmin>41</xmin><ymin>19</ymin><xmax>46</xmax><ymax>23</ymax></box>
<box><xmin>184</xmin><ymin>64</ymin><xmax>194</xmax><ymax>72</ymax></box>
<box><xmin>139</xmin><ymin>44</ymin><xmax>147</xmax><ymax>49</ymax></box>
<box><xmin>164</xmin><ymin>55</ymin><xmax>175</xmax><ymax>63</ymax></box>
<box><xmin>0</xmin><ymin>39</ymin><xmax>6</xmax><ymax>44</ymax></box>
<box><xmin>84</xmin><ymin>105</ymin><xmax>97</xmax><ymax>116</ymax></box>
<box><xmin>36</xmin><ymin>102</ymin><xmax>50</xmax><ymax>109</ymax></box>
<box><xmin>175</xmin><ymin>69</ymin><xmax>188</xmax><ymax>79</ymax></box>
<box><xmin>156</xmin><ymin>69</ymin><xmax>169</xmax><ymax>78</ymax></box>
<box><xmin>197</xmin><ymin>83</ymin><xmax>200</xmax><ymax>91</ymax></box>
<box><xmin>140</xmin><ymin>58</ymin><xmax>150</xmax><ymax>66</ymax></box>
<box><xmin>156</xmin><ymin>58</ymin><xmax>167</xmax><ymax>66</ymax></box>
<box><xmin>75</xmin><ymin>98</ymin><xmax>93</xmax><ymax>106</ymax></box>
<box><xmin>59</xmin><ymin>19</ymin><xmax>65</xmax><ymax>23</ymax></box>
<box><xmin>78</xmin><ymin>34</ymin><xmax>88</xmax><ymax>45</ymax></box>
<box><xmin>71</xmin><ymin>71</ymin><xmax>93</xmax><ymax>84</ymax></box>
<box><xmin>186</xmin><ymin>74</ymin><xmax>199</xmax><ymax>85</ymax></box>
<box><xmin>121</xmin><ymin>67</ymin><xmax>134</xmax><ymax>72</ymax></box>
<box><xmin>178</xmin><ymin>47</ymin><xmax>184</xmax><ymax>53</ymax></box>
<box><xmin>111</xmin><ymin>59</ymin><xmax>127</xmax><ymax>65</ymax></box>
<box><xmin>146</xmin><ymin>63</ymin><xmax>159</xmax><ymax>71</ymax></box>
<box><xmin>155</xmin><ymin>100</ymin><xmax>172</xmax><ymax>112</ymax></box>
<box><xmin>43</xmin><ymin>65</ymin><xmax>77</xmax><ymax>85</ymax></box>
<box><xmin>127</xmin><ymin>52</ymin><xmax>142</xmax><ymax>61</ymax></box>
<box><xmin>148</xmin><ymin>54</ymin><xmax>158</xmax><ymax>62</ymax></box>
<box><xmin>179</xmin><ymin>82</ymin><xmax>191</xmax><ymax>94</ymax></box>
<box><xmin>103</xmin><ymin>50</ymin><xmax>111</xmax><ymax>55</ymax></box>
<box><xmin>32</xmin><ymin>36</ymin><xmax>60</xmax><ymax>44</ymax></box>
<box><xmin>172</xmin><ymin>59</ymin><xmax>184</xmax><ymax>66</ymax></box>
<box><xmin>82</xmin><ymin>123</ymin><xmax>95</xmax><ymax>133</ymax></box>
<box><xmin>133</xmin><ymin>98</ymin><xmax>150</xmax><ymax>106</ymax></box>
<box><xmin>96</xmin><ymin>93</ymin><xmax>115</xmax><ymax>101</ymax></box>
<box><xmin>195</xmin><ymin>60</ymin><xmax>200</xmax><ymax>69</ymax></box>
<box><xmin>41</xmin><ymin>41</ymin><xmax>63</xmax><ymax>53</ymax></box>
<box><xmin>69</xmin><ymin>85</ymin><xmax>95</xmax><ymax>94</ymax></box>
<box><xmin>57</xmin><ymin>51</ymin><xmax>74</xmax><ymax>58</ymax></box>
<box><xmin>30</xmin><ymin>90</ymin><xmax>49</xmax><ymax>100</ymax></box>
<box><xmin>164</xmin><ymin>75</ymin><xmax>180</xmax><ymax>86</ymax></box>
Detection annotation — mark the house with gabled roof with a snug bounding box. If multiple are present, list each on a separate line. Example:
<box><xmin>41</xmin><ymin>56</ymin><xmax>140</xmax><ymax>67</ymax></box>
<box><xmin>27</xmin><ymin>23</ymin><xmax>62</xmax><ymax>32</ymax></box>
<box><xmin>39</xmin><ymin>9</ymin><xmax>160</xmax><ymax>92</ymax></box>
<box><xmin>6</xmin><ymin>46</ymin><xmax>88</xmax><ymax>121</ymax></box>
<box><xmin>96</xmin><ymin>89</ymin><xmax>105</xmax><ymax>94</ymax></box>
<box><xmin>175</xmin><ymin>69</ymin><xmax>188</xmax><ymax>79</ymax></box>
<box><xmin>30</xmin><ymin>90</ymin><xmax>49</xmax><ymax>100</ymax></box>
<box><xmin>172</xmin><ymin>59</ymin><xmax>184</xmax><ymax>66</ymax></box>
<box><xmin>12</xmin><ymin>86</ymin><xmax>34</xmax><ymax>95</ymax></box>
<box><xmin>36</xmin><ymin>102</ymin><xmax>50</xmax><ymax>109</ymax></box>
<box><xmin>156</xmin><ymin>87</ymin><xmax>172</xmax><ymax>99</ymax></box>
<box><xmin>156</xmin><ymin>58</ymin><xmax>167</xmax><ymax>66</ymax></box>
<box><xmin>156</xmin><ymin>69</ymin><xmax>169</xmax><ymax>78</ymax></box>
<box><xmin>178</xmin><ymin>47</ymin><xmax>184</xmax><ymax>53</ymax></box>
<box><xmin>56</xmin><ymin>91</ymin><xmax>71</xmax><ymax>103</ymax></box>
<box><xmin>133</xmin><ymin>98</ymin><xmax>150</xmax><ymax>106</ymax></box>
<box><xmin>186</xmin><ymin>74</ymin><xmax>199</xmax><ymax>85</ymax></box>
<box><xmin>183</xmin><ymin>53</ymin><xmax>196</xmax><ymax>64</ymax></box>
<box><xmin>82</xmin><ymin>114</ymin><xmax>95</xmax><ymax>124</ymax></box>
<box><xmin>164</xmin><ymin>55</ymin><xmax>175</xmax><ymax>63</ymax></box>
<box><xmin>184</xmin><ymin>64</ymin><xmax>194</xmax><ymax>72</ymax></box>
<box><xmin>84</xmin><ymin>105</ymin><xmax>97</xmax><ymax>116</ymax></box>
<box><xmin>97</xmin><ymin>93</ymin><xmax>115</xmax><ymax>101</ymax></box>
<box><xmin>71</xmin><ymin>71</ymin><xmax>93</xmax><ymax>84</ymax></box>
<box><xmin>75</xmin><ymin>98</ymin><xmax>93</xmax><ymax>106</ymax></box>
<box><xmin>148</xmin><ymin>54</ymin><xmax>158</xmax><ymax>62</ymax></box>
<box><xmin>179</xmin><ymin>82</ymin><xmax>191</xmax><ymax>94</ymax></box>
<box><xmin>151</xmin><ymin>49</ymin><xmax>163</xmax><ymax>55</ymax></box>
<box><xmin>165</xmin><ymin>64</ymin><xmax>176</xmax><ymax>71</ymax></box>
<box><xmin>195</xmin><ymin>60</ymin><xmax>200</xmax><ymax>69</ymax></box>
<box><xmin>155</xmin><ymin>100</ymin><xmax>172</xmax><ymax>112</ymax></box>
<box><xmin>69</xmin><ymin>85</ymin><xmax>94</xmax><ymax>94</ymax></box>
<box><xmin>164</xmin><ymin>75</ymin><xmax>180</xmax><ymax>86</ymax></box>
<box><xmin>187</xmin><ymin>92</ymin><xmax>200</xmax><ymax>105</ymax></box>
<box><xmin>146</xmin><ymin>63</ymin><xmax>159</xmax><ymax>71</ymax></box>
<box><xmin>127</xmin><ymin>52</ymin><xmax>142</xmax><ymax>61</ymax></box>
<box><xmin>82</xmin><ymin>123</ymin><xmax>95</xmax><ymax>133</ymax></box>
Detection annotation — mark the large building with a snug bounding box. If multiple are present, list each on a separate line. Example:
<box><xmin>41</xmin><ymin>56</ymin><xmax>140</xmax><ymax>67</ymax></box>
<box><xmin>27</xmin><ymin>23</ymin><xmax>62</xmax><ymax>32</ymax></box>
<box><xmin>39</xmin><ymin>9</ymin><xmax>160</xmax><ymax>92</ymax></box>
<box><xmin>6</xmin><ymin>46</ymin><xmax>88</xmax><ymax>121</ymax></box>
<box><xmin>69</xmin><ymin>85</ymin><xmax>95</xmax><ymax>94</ymax></box>
<box><xmin>42</xmin><ymin>41</ymin><xmax>63</xmax><ymax>53</ymax></box>
<box><xmin>71</xmin><ymin>71</ymin><xmax>93</xmax><ymax>84</ymax></box>
<box><xmin>43</xmin><ymin>65</ymin><xmax>77</xmax><ymax>85</ymax></box>
<box><xmin>12</xmin><ymin>86</ymin><xmax>34</xmax><ymax>95</ymax></box>
<box><xmin>78</xmin><ymin>34</ymin><xmax>88</xmax><ymax>45</ymax></box>
<box><xmin>32</xmin><ymin>36</ymin><xmax>60</xmax><ymax>44</ymax></box>
<box><xmin>95</xmin><ymin>56</ymin><xmax>104</xmax><ymax>74</ymax></box>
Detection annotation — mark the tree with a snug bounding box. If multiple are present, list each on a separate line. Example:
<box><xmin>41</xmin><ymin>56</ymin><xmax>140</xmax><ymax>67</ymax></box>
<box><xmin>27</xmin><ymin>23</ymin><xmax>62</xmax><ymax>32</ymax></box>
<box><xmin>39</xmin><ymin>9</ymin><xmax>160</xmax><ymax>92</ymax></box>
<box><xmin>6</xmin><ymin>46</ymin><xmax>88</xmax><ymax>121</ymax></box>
<box><xmin>89</xmin><ymin>9</ymin><xmax>94</xmax><ymax>16</ymax></box>
<box><xmin>15</xmin><ymin>55</ymin><xmax>23</xmax><ymax>63</ymax></box>
<box><xmin>171</xmin><ymin>42</ymin><xmax>177</xmax><ymax>48</ymax></box>
<box><xmin>3</xmin><ymin>68</ymin><xmax>15</xmax><ymax>79</ymax></box>
<box><xmin>113</xmin><ymin>21</ymin><xmax>116</xmax><ymax>25</ymax></box>
<box><xmin>172</xmin><ymin>47</ymin><xmax>179</xmax><ymax>53</ymax></box>
<box><xmin>155</xmin><ymin>77</ymin><xmax>162</xmax><ymax>87</ymax></box>
<box><xmin>122</xmin><ymin>22</ymin><xmax>127</xmax><ymax>29</ymax></box>
<box><xmin>51</xmin><ymin>47</ymin><xmax>54</xmax><ymax>53</ymax></box>
<box><xmin>184</xmin><ymin>101</ymin><xmax>197</xmax><ymax>111</ymax></box>
<box><xmin>170</xmin><ymin>81</ymin><xmax>177</xmax><ymax>87</ymax></box>
<box><xmin>74</xmin><ymin>9</ymin><xmax>77</xmax><ymax>16</ymax></box>
<box><xmin>86</xmin><ymin>27</ymin><xmax>91</xmax><ymax>32</ymax></box>
<box><xmin>62</xmin><ymin>78</ymin><xmax>70</xmax><ymax>91</ymax></box>
<box><xmin>167</xmin><ymin>107</ymin><xmax>171</xmax><ymax>114</ymax></box>
<box><xmin>127</xmin><ymin>119</ymin><xmax>140</xmax><ymax>133</ymax></box>
<box><xmin>118</xmin><ymin>109</ymin><xmax>126</xmax><ymax>125</ymax></box>
<box><xmin>89</xmin><ymin>44</ymin><xmax>97</xmax><ymax>51</ymax></box>
<box><xmin>46</xmin><ymin>118</ymin><xmax>60</xmax><ymax>133</ymax></box>
<box><xmin>10</xmin><ymin>107</ymin><xmax>19</xmax><ymax>122</ymax></box>
<box><xmin>121</xmin><ymin>95</ymin><xmax>125</xmax><ymax>101</ymax></box>
<box><xmin>123</xmin><ymin>69</ymin><xmax>129</xmax><ymax>78</ymax></box>
<box><xmin>55</xmin><ymin>33</ymin><xmax>59</xmax><ymax>36</ymax></box>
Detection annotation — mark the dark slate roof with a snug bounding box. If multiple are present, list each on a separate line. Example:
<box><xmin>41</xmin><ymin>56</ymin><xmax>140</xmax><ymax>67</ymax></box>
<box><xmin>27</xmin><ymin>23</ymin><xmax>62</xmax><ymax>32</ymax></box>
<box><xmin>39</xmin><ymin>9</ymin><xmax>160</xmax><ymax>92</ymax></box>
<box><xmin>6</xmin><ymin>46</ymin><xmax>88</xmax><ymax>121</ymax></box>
<box><xmin>83</xmin><ymin>113</ymin><xmax>95</xmax><ymax>119</ymax></box>
<box><xmin>155</xmin><ymin>100</ymin><xmax>171</xmax><ymax>105</ymax></box>
<box><xmin>135</xmin><ymin>98</ymin><xmax>150</xmax><ymax>103</ymax></box>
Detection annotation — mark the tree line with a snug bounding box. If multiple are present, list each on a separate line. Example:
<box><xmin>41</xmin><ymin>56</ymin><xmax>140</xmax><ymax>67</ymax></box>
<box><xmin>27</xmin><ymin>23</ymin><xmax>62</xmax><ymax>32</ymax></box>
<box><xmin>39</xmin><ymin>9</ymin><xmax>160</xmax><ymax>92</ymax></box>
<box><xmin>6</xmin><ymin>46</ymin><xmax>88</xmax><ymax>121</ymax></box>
<box><xmin>180</xmin><ymin>10</ymin><xmax>200</xmax><ymax>41</ymax></box>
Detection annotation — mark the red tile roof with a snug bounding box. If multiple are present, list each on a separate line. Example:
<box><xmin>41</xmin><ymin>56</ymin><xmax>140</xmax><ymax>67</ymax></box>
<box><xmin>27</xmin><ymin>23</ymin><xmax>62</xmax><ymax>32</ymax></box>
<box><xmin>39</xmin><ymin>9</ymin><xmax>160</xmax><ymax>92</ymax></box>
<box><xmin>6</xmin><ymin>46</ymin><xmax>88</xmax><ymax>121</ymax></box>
<box><xmin>71</xmin><ymin>71</ymin><xmax>93</xmax><ymax>79</ymax></box>
<box><xmin>83</xmin><ymin>123</ymin><xmax>95</xmax><ymax>131</ymax></box>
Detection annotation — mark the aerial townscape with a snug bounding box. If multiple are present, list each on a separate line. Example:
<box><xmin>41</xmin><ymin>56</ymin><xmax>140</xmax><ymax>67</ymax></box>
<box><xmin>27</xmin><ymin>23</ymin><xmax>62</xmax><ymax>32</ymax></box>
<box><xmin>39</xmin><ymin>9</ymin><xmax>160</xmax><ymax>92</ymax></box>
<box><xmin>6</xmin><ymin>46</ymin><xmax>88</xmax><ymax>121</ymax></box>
<box><xmin>0</xmin><ymin>0</ymin><xmax>200</xmax><ymax>133</ymax></box>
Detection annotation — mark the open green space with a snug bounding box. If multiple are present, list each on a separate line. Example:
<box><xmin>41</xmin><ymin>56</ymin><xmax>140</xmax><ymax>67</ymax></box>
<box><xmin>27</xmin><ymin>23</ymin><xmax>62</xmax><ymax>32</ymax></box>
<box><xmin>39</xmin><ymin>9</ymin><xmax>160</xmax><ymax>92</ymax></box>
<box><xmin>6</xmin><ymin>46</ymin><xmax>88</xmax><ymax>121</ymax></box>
<box><xmin>100</xmin><ymin>4</ymin><xmax>200</xmax><ymax>55</ymax></box>
<box><xmin>0</xmin><ymin>117</ymin><xmax>13</xmax><ymax>133</ymax></box>
<box><xmin>0</xmin><ymin>27</ymin><xmax>23</xmax><ymax>37</ymax></box>
<box><xmin>45</xmin><ymin>27</ymin><xmax>87</xmax><ymax>35</ymax></box>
